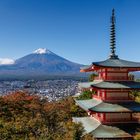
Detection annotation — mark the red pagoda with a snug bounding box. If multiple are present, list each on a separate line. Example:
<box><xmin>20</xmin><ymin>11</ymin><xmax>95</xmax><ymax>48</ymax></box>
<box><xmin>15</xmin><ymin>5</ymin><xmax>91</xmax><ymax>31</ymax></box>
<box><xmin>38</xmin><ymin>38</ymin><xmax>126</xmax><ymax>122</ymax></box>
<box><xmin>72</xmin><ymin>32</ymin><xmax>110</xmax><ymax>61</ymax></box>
<box><xmin>73</xmin><ymin>9</ymin><xmax>140</xmax><ymax>140</ymax></box>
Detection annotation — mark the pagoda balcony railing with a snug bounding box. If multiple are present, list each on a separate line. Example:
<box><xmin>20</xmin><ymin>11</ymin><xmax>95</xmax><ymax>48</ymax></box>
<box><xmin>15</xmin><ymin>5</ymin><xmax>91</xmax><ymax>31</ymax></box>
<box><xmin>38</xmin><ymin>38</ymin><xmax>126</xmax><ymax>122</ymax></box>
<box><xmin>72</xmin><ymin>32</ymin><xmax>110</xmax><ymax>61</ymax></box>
<box><xmin>102</xmin><ymin>117</ymin><xmax>139</xmax><ymax>123</ymax></box>
<box><xmin>106</xmin><ymin>76</ymin><xmax>129</xmax><ymax>81</ymax></box>
<box><xmin>105</xmin><ymin>96</ymin><xmax>134</xmax><ymax>101</ymax></box>
<box><xmin>94</xmin><ymin>76</ymin><xmax>132</xmax><ymax>81</ymax></box>
<box><xmin>92</xmin><ymin>95</ymin><xmax>134</xmax><ymax>101</ymax></box>
<box><xmin>91</xmin><ymin>114</ymin><xmax>139</xmax><ymax>124</ymax></box>
<box><xmin>132</xmin><ymin>113</ymin><xmax>140</xmax><ymax>122</ymax></box>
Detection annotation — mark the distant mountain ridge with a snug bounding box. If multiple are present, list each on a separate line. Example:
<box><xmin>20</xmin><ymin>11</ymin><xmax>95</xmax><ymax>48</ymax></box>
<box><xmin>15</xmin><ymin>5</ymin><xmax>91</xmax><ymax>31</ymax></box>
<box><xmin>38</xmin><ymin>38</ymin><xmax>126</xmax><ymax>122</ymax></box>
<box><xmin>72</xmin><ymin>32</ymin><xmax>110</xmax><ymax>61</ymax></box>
<box><xmin>0</xmin><ymin>48</ymin><xmax>85</xmax><ymax>80</ymax></box>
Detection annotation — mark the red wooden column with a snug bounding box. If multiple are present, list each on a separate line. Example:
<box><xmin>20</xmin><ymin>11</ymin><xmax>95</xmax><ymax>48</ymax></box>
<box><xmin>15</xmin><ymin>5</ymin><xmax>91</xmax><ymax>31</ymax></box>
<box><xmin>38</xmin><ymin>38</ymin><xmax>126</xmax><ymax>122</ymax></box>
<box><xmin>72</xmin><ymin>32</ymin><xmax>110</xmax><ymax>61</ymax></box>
<box><xmin>104</xmin><ymin>90</ymin><xmax>107</xmax><ymax>100</ymax></box>
<box><xmin>103</xmin><ymin>113</ymin><xmax>106</xmax><ymax>122</ymax></box>
<box><xmin>105</xmin><ymin>68</ymin><xmax>107</xmax><ymax>80</ymax></box>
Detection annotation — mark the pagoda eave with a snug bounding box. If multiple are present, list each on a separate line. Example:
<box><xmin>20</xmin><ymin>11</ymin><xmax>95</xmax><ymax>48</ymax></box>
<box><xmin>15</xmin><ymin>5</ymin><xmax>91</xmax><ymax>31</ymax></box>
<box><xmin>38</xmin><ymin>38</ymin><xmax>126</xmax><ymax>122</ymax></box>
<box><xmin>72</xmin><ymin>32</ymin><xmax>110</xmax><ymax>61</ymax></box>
<box><xmin>91</xmin><ymin>86</ymin><xmax>140</xmax><ymax>90</ymax></box>
<box><xmin>90</xmin><ymin>81</ymin><xmax>140</xmax><ymax>89</ymax></box>
<box><xmin>79</xmin><ymin>81</ymin><xmax>140</xmax><ymax>89</ymax></box>
<box><xmin>73</xmin><ymin>117</ymin><xmax>133</xmax><ymax>139</ymax></box>
<box><xmin>80</xmin><ymin>66</ymin><xmax>100</xmax><ymax>72</ymax></box>
<box><xmin>75</xmin><ymin>99</ymin><xmax>140</xmax><ymax>113</ymax></box>
<box><xmin>80</xmin><ymin>59</ymin><xmax>140</xmax><ymax>73</ymax></box>
<box><xmin>89</xmin><ymin>109</ymin><xmax>137</xmax><ymax>113</ymax></box>
<box><xmin>80</xmin><ymin>65</ymin><xmax>140</xmax><ymax>72</ymax></box>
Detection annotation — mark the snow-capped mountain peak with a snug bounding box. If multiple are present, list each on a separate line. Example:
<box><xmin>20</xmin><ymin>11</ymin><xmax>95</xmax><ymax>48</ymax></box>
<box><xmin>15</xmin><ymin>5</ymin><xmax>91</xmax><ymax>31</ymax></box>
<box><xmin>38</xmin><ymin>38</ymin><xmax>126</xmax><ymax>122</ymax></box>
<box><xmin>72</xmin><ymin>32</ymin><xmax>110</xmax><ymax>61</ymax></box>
<box><xmin>0</xmin><ymin>48</ymin><xmax>83</xmax><ymax>79</ymax></box>
<box><xmin>33</xmin><ymin>48</ymin><xmax>52</xmax><ymax>54</ymax></box>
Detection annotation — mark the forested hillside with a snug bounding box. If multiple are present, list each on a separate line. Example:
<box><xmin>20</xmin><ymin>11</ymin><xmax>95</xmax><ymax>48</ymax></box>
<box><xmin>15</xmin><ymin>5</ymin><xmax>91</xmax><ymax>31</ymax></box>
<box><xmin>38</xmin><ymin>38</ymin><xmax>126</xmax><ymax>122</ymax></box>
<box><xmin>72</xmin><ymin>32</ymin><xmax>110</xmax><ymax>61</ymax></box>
<box><xmin>0</xmin><ymin>91</ymin><xmax>93</xmax><ymax>140</ymax></box>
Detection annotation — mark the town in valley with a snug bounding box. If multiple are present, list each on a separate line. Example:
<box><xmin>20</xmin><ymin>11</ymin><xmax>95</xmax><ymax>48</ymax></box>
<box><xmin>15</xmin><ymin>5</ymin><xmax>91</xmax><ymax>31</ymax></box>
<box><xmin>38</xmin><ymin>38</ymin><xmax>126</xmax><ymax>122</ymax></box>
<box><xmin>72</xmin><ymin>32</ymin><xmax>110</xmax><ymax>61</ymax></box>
<box><xmin>0</xmin><ymin>79</ymin><xmax>79</xmax><ymax>101</ymax></box>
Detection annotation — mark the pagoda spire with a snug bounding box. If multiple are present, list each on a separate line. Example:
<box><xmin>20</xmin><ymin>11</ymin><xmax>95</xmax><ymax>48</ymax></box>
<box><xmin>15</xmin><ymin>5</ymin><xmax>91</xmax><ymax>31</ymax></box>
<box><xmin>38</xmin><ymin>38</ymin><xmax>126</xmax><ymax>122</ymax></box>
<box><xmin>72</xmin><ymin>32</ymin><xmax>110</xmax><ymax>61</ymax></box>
<box><xmin>109</xmin><ymin>9</ymin><xmax>118</xmax><ymax>59</ymax></box>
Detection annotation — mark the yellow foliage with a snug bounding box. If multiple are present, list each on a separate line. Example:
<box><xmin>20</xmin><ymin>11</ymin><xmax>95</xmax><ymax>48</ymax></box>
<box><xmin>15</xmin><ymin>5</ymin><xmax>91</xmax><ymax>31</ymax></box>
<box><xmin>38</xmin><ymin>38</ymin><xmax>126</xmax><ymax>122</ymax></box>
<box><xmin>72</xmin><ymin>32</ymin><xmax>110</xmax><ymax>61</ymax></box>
<box><xmin>134</xmin><ymin>133</ymin><xmax>140</xmax><ymax>140</ymax></box>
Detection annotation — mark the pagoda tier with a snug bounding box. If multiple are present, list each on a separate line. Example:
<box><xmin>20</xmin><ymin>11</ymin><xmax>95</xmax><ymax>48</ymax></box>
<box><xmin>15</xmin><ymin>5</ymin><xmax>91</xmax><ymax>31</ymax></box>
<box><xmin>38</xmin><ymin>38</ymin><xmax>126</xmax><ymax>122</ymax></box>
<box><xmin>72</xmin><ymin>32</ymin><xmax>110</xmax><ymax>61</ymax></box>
<box><xmin>79</xmin><ymin>81</ymin><xmax>140</xmax><ymax>89</ymax></box>
<box><xmin>81</xmin><ymin>60</ymin><xmax>140</xmax><ymax>81</ymax></box>
<box><xmin>73</xmin><ymin>117</ymin><xmax>140</xmax><ymax>140</ymax></box>
<box><xmin>75</xmin><ymin>99</ymin><xmax>140</xmax><ymax>124</ymax></box>
<box><xmin>79</xmin><ymin>81</ymin><xmax>140</xmax><ymax>102</ymax></box>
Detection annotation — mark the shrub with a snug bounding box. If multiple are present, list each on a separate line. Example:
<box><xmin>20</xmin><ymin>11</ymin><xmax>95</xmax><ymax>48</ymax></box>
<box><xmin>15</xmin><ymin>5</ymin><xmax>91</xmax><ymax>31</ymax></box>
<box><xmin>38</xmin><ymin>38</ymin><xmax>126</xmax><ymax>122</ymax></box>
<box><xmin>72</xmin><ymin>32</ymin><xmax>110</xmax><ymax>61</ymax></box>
<box><xmin>77</xmin><ymin>90</ymin><xmax>93</xmax><ymax>100</ymax></box>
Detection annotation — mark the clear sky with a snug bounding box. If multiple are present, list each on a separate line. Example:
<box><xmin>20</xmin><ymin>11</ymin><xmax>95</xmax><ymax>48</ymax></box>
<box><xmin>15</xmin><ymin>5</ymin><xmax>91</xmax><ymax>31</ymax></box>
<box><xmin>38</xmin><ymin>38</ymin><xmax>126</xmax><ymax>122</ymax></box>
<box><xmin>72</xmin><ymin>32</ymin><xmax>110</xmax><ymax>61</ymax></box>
<box><xmin>0</xmin><ymin>0</ymin><xmax>140</xmax><ymax>64</ymax></box>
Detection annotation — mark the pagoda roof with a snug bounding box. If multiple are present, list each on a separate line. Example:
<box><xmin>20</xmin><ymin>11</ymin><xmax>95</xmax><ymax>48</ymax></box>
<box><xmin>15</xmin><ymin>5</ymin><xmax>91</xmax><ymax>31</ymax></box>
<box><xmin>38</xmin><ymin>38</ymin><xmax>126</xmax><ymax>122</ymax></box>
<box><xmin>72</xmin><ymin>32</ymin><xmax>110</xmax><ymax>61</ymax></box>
<box><xmin>79</xmin><ymin>81</ymin><xmax>99</xmax><ymax>88</ymax></box>
<box><xmin>75</xmin><ymin>98</ymin><xmax>102</xmax><ymax>111</ymax></box>
<box><xmin>73</xmin><ymin>117</ymin><xmax>132</xmax><ymax>138</ymax></box>
<box><xmin>93</xmin><ymin>58</ymin><xmax>140</xmax><ymax>68</ymax></box>
<box><xmin>79</xmin><ymin>81</ymin><xmax>140</xmax><ymax>89</ymax></box>
<box><xmin>90</xmin><ymin>101</ymin><xmax>140</xmax><ymax>113</ymax></box>
<box><xmin>91</xmin><ymin>124</ymin><xmax>132</xmax><ymax>139</ymax></box>
<box><xmin>73</xmin><ymin>117</ymin><xmax>100</xmax><ymax>133</ymax></box>
<box><xmin>81</xmin><ymin>58</ymin><xmax>140</xmax><ymax>72</ymax></box>
<box><xmin>75</xmin><ymin>99</ymin><xmax>140</xmax><ymax>112</ymax></box>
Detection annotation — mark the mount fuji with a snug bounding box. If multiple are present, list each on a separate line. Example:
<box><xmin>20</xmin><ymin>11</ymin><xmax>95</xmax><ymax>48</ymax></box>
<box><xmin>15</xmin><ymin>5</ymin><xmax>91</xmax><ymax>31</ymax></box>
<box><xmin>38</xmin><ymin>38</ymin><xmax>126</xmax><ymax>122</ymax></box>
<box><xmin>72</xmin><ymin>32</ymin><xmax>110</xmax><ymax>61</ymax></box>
<box><xmin>0</xmin><ymin>48</ymin><xmax>84</xmax><ymax>80</ymax></box>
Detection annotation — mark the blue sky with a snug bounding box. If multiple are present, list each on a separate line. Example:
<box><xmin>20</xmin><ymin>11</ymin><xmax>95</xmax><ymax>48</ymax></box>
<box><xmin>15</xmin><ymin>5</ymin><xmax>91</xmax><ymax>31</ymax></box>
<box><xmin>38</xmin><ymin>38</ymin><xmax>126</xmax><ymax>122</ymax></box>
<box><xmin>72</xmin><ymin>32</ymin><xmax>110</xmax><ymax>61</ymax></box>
<box><xmin>0</xmin><ymin>0</ymin><xmax>140</xmax><ymax>64</ymax></box>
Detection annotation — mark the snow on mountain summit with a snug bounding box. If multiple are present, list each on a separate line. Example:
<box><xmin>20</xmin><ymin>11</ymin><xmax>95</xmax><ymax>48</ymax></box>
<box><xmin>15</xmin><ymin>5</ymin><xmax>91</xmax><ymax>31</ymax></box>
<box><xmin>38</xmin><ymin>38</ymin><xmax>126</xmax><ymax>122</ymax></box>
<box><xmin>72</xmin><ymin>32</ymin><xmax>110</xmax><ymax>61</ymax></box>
<box><xmin>33</xmin><ymin>48</ymin><xmax>52</xmax><ymax>54</ymax></box>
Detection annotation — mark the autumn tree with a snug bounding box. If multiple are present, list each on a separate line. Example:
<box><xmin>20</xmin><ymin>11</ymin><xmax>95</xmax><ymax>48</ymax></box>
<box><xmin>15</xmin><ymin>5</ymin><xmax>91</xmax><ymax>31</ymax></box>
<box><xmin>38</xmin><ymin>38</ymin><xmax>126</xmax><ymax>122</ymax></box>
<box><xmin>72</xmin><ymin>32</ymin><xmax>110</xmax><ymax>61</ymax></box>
<box><xmin>0</xmin><ymin>91</ymin><xmax>88</xmax><ymax>140</ymax></box>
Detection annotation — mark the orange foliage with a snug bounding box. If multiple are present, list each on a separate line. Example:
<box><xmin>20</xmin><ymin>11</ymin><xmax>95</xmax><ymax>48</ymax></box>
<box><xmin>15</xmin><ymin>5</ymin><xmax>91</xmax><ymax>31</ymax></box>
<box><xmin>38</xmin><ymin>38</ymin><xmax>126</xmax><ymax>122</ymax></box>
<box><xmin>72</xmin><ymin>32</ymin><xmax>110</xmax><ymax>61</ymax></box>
<box><xmin>0</xmin><ymin>91</ymin><xmax>87</xmax><ymax>139</ymax></box>
<box><xmin>3</xmin><ymin>91</ymin><xmax>39</xmax><ymax>102</ymax></box>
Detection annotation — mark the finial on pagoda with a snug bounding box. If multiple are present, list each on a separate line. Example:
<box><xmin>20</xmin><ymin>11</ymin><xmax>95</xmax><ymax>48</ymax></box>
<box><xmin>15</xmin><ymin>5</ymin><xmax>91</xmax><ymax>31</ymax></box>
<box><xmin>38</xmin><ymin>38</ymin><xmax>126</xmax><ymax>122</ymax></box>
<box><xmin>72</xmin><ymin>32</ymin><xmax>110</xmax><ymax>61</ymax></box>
<box><xmin>109</xmin><ymin>9</ymin><xmax>118</xmax><ymax>59</ymax></box>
